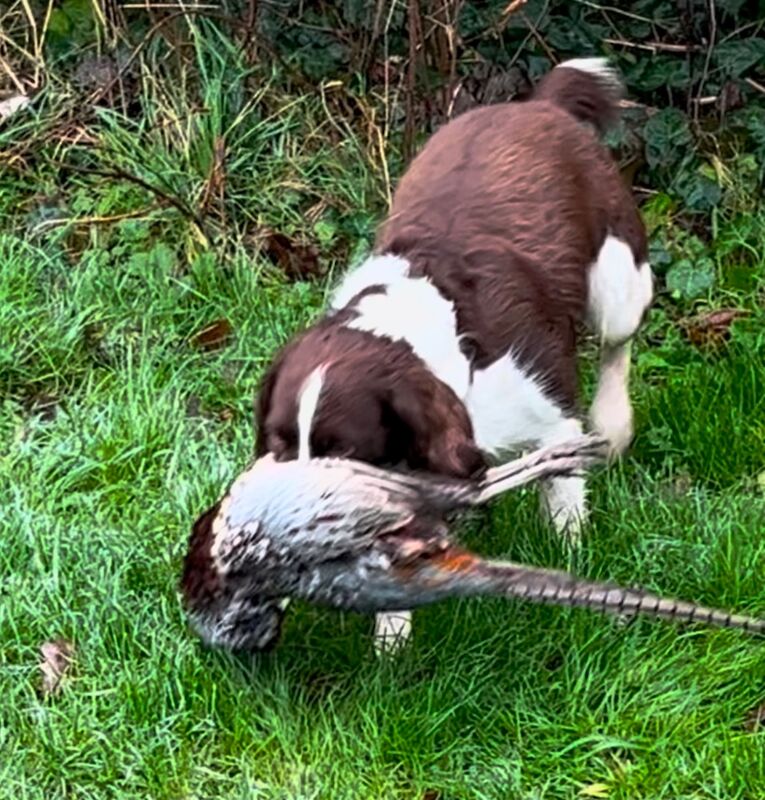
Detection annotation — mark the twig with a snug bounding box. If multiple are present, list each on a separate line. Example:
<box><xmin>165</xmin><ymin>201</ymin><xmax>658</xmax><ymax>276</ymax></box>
<box><xmin>198</xmin><ymin>135</ymin><xmax>227</xmax><ymax>225</ymax></box>
<box><xmin>603</xmin><ymin>38</ymin><xmax>702</xmax><ymax>53</ymax></box>
<box><xmin>568</xmin><ymin>0</ymin><xmax>661</xmax><ymax>27</ymax></box>
<box><xmin>242</xmin><ymin>0</ymin><xmax>258</xmax><ymax>58</ymax></box>
<box><xmin>745</xmin><ymin>77</ymin><xmax>765</xmax><ymax>95</ymax></box>
<box><xmin>501</xmin><ymin>0</ymin><xmax>527</xmax><ymax>17</ymax></box>
<box><xmin>403</xmin><ymin>0</ymin><xmax>423</xmax><ymax>164</ymax></box>
<box><xmin>121</xmin><ymin>2</ymin><xmax>221</xmax><ymax>7</ymax></box>
<box><xmin>520</xmin><ymin>7</ymin><xmax>556</xmax><ymax>63</ymax></box>
<box><xmin>506</xmin><ymin>0</ymin><xmax>551</xmax><ymax>71</ymax></box>
<box><xmin>55</xmin><ymin>161</ymin><xmax>207</xmax><ymax>232</ymax></box>
<box><xmin>694</xmin><ymin>0</ymin><xmax>717</xmax><ymax>123</ymax></box>
<box><xmin>718</xmin><ymin>19</ymin><xmax>765</xmax><ymax>45</ymax></box>
<box><xmin>0</xmin><ymin>53</ymin><xmax>26</xmax><ymax>93</ymax></box>
<box><xmin>31</xmin><ymin>205</ymin><xmax>161</xmax><ymax>232</ymax></box>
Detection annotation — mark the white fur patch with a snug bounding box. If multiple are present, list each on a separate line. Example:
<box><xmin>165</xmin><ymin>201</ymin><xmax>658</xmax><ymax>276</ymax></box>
<box><xmin>589</xmin><ymin>342</ymin><xmax>634</xmax><ymax>458</ymax></box>
<box><xmin>330</xmin><ymin>253</ymin><xmax>411</xmax><ymax>310</ymax></box>
<box><xmin>534</xmin><ymin>417</ymin><xmax>587</xmax><ymax>542</ymax></box>
<box><xmin>466</xmin><ymin>356</ymin><xmax>587</xmax><ymax>542</ymax></box>
<box><xmin>587</xmin><ymin>235</ymin><xmax>653</xmax><ymax>346</ymax></box>
<box><xmin>345</xmin><ymin>259</ymin><xmax>472</xmax><ymax>399</ymax></box>
<box><xmin>297</xmin><ymin>366</ymin><xmax>326</xmax><ymax>462</ymax></box>
<box><xmin>556</xmin><ymin>57</ymin><xmax>621</xmax><ymax>91</ymax></box>
<box><xmin>539</xmin><ymin>471</ymin><xmax>587</xmax><ymax>543</ymax></box>
<box><xmin>466</xmin><ymin>352</ymin><xmax>573</xmax><ymax>457</ymax></box>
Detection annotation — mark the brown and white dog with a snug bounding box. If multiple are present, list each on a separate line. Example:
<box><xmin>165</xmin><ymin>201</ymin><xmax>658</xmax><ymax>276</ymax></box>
<box><xmin>254</xmin><ymin>58</ymin><xmax>653</xmax><ymax>650</ymax></box>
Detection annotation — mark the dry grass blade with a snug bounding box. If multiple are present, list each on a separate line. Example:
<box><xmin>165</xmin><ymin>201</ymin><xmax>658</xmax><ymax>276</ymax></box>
<box><xmin>39</xmin><ymin>638</ymin><xmax>75</xmax><ymax>697</ymax></box>
<box><xmin>744</xmin><ymin>701</ymin><xmax>765</xmax><ymax>732</ymax></box>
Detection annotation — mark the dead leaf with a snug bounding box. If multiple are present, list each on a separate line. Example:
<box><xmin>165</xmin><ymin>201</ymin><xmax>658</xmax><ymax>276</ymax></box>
<box><xmin>260</xmin><ymin>230</ymin><xmax>323</xmax><ymax>282</ymax></box>
<box><xmin>199</xmin><ymin>135</ymin><xmax>227</xmax><ymax>220</ymax></box>
<box><xmin>744</xmin><ymin>701</ymin><xmax>765</xmax><ymax>732</ymax></box>
<box><xmin>190</xmin><ymin>319</ymin><xmax>233</xmax><ymax>351</ymax></box>
<box><xmin>421</xmin><ymin>791</ymin><xmax>441</xmax><ymax>800</ymax></box>
<box><xmin>39</xmin><ymin>638</ymin><xmax>75</xmax><ymax>697</ymax></box>
<box><xmin>0</xmin><ymin>94</ymin><xmax>30</xmax><ymax>121</ymax></box>
<box><xmin>681</xmin><ymin>308</ymin><xmax>748</xmax><ymax>349</ymax></box>
<box><xmin>217</xmin><ymin>407</ymin><xmax>235</xmax><ymax>423</ymax></box>
<box><xmin>718</xmin><ymin>80</ymin><xmax>744</xmax><ymax>113</ymax></box>
<box><xmin>24</xmin><ymin>392</ymin><xmax>60</xmax><ymax>423</ymax></box>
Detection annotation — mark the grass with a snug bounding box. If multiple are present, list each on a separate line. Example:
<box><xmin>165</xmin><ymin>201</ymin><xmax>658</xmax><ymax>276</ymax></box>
<box><xmin>2</xmin><ymin>21</ymin><xmax>765</xmax><ymax>800</ymax></box>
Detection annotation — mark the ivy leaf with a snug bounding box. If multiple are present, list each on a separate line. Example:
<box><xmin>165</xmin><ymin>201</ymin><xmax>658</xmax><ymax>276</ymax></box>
<box><xmin>716</xmin><ymin>0</ymin><xmax>748</xmax><ymax>17</ymax></box>
<box><xmin>714</xmin><ymin>39</ymin><xmax>765</xmax><ymax>78</ymax></box>
<box><xmin>648</xmin><ymin>239</ymin><xmax>673</xmax><ymax>276</ymax></box>
<box><xmin>343</xmin><ymin>0</ymin><xmax>375</xmax><ymax>29</ymax></box>
<box><xmin>675</xmin><ymin>165</ymin><xmax>722</xmax><ymax>213</ymax></box>
<box><xmin>666</xmin><ymin>257</ymin><xmax>716</xmax><ymax>300</ymax></box>
<box><xmin>624</xmin><ymin>57</ymin><xmax>689</xmax><ymax>92</ymax></box>
<box><xmin>546</xmin><ymin>15</ymin><xmax>609</xmax><ymax>51</ymax></box>
<box><xmin>731</xmin><ymin>107</ymin><xmax>765</xmax><ymax>161</ymax></box>
<box><xmin>643</xmin><ymin>108</ymin><xmax>693</xmax><ymax>170</ymax></box>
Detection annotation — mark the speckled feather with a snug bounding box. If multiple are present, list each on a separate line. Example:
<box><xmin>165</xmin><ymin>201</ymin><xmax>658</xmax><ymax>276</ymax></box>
<box><xmin>181</xmin><ymin>434</ymin><xmax>765</xmax><ymax>652</ymax></box>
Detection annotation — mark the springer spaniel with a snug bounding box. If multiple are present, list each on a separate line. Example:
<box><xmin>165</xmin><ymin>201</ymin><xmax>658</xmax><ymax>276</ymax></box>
<box><xmin>254</xmin><ymin>57</ymin><xmax>654</xmax><ymax>651</ymax></box>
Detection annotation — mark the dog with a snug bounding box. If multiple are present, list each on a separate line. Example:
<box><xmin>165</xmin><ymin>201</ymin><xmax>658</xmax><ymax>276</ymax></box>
<box><xmin>253</xmin><ymin>57</ymin><xmax>653</xmax><ymax>650</ymax></box>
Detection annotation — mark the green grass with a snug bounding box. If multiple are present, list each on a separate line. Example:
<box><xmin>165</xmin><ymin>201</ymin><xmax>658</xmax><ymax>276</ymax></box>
<box><xmin>3</xmin><ymin>24</ymin><xmax>765</xmax><ymax>800</ymax></box>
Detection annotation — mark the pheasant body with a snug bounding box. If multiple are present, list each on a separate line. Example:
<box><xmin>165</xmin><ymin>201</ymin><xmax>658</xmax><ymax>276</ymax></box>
<box><xmin>180</xmin><ymin>436</ymin><xmax>765</xmax><ymax>652</ymax></box>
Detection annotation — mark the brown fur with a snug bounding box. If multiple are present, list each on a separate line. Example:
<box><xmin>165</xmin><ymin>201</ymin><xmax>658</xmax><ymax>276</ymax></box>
<box><xmin>255</xmin><ymin>65</ymin><xmax>646</xmax><ymax>477</ymax></box>
<box><xmin>256</xmin><ymin>317</ymin><xmax>486</xmax><ymax>478</ymax></box>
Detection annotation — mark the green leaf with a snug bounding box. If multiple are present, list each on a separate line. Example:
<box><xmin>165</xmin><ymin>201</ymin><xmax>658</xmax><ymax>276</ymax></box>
<box><xmin>717</xmin><ymin>0</ymin><xmax>748</xmax><ymax>16</ymax></box>
<box><xmin>666</xmin><ymin>257</ymin><xmax>716</xmax><ymax>300</ymax></box>
<box><xmin>546</xmin><ymin>16</ymin><xmax>609</xmax><ymax>52</ymax></box>
<box><xmin>643</xmin><ymin>109</ymin><xmax>694</xmax><ymax>170</ymax></box>
<box><xmin>637</xmin><ymin>352</ymin><xmax>671</xmax><ymax>371</ymax></box>
<box><xmin>731</xmin><ymin>107</ymin><xmax>765</xmax><ymax>161</ymax></box>
<box><xmin>46</xmin><ymin>8</ymin><xmax>72</xmax><ymax>38</ymax></box>
<box><xmin>313</xmin><ymin>220</ymin><xmax>337</xmax><ymax>246</ymax></box>
<box><xmin>675</xmin><ymin>165</ymin><xmax>722</xmax><ymax>213</ymax></box>
<box><xmin>624</xmin><ymin>56</ymin><xmax>689</xmax><ymax>92</ymax></box>
<box><xmin>756</xmin><ymin>470</ymin><xmax>765</xmax><ymax>494</ymax></box>
<box><xmin>648</xmin><ymin>239</ymin><xmax>673</xmax><ymax>276</ymax></box>
<box><xmin>714</xmin><ymin>39</ymin><xmax>765</xmax><ymax>78</ymax></box>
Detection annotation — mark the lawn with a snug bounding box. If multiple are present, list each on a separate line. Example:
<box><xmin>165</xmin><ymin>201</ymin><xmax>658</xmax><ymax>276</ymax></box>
<box><xmin>2</xmin><ymin>11</ymin><xmax>765</xmax><ymax>800</ymax></box>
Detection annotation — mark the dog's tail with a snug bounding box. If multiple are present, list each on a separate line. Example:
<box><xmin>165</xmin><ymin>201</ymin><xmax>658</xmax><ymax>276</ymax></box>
<box><xmin>532</xmin><ymin>57</ymin><xmax>623</xmax><ymax>135</ymax></box>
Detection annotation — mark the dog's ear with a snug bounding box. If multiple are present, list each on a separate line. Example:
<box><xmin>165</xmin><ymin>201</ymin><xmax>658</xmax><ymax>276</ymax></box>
<box><xmin>386</xmin><ymin>374</ymin><xmax>487</xmax><ymax>480</ymax></box>
<box><xmin>253</xmin><ymin>356</ymin><xmax>282</xmax><ymax>457</ymax></box>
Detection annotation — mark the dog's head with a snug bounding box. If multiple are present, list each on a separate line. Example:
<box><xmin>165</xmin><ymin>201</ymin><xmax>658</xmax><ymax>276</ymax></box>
<box><xmin>255</xmin><ymin>325</ymin><xmax>486</xmax><ymax>480</ymax></box>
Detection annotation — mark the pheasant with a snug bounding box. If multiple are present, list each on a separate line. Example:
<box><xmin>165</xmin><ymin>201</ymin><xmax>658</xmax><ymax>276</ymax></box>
<box><xmin>180</xmin><ymin>434</ymin><xmax>765</xmax><ymax>652</ymax></box>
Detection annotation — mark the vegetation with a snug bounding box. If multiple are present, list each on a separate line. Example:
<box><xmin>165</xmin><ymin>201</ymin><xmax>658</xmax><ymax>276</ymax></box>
<box><xmin>1</xmin><ymin>1</ymin><xmax>764</xmax><ymax>797</ymax></box>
